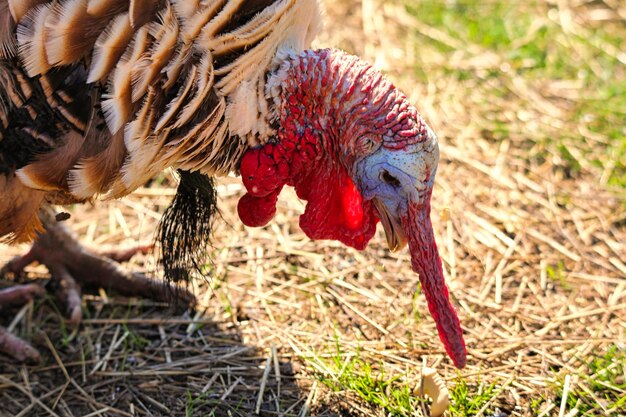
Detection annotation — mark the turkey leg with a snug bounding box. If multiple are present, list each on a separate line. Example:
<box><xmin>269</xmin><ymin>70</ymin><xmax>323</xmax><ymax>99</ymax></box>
<box><xmin>0</xmin><ymin>210</ymin><xmax>195</xmax><ymax>362</ymax></box>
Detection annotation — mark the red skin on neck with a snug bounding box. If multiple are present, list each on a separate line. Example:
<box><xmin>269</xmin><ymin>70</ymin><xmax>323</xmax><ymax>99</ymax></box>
<box><xmin>237</xmin><ymin>129</ymin><xmax>378</xmax><ymax>249</ymax></box>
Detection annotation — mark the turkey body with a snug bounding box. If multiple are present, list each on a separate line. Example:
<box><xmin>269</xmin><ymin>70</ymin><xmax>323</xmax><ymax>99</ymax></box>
<box><xmin>0</xmin><ymin>0</ymin><xmax>468</xmax><ymax>369</ymax></box>
<box><xmin>0</xmin><ymin>0</ymin><xmax>320</xmax><ymax>242</ymax></box>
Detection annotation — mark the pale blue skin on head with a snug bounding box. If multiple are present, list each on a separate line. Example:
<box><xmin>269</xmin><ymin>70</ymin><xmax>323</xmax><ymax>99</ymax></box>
<box><xmin>355</xmin><ymin>129</ymin><xmax>439</xmax><ymax>220</ymax></box>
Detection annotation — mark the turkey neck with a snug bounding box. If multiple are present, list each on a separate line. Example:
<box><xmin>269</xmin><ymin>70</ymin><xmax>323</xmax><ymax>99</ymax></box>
<box><xmin>236</xmin><ymin>48</ymin><xmax>403</xmax><ymax>248</ymax></box>
<box><xmin>265</xmin><ymin>48</ymin><xmax>402</xmax><ymax>171</ymax></box>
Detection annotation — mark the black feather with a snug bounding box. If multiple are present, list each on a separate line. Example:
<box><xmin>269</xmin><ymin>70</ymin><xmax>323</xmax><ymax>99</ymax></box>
<box><xmin>157</xmin><ymin>170</ymin><xmax>218</xmax><ymax>286</ymax></box>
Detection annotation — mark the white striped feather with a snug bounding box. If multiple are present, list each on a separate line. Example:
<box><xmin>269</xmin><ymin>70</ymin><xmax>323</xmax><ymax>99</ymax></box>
<box><xmin>88</xmin><ymin>13</ymin><xmax>133</xmax><ymax>83</ymax></box>
<box><xmin>155</xmin><ymin>65</ymin><xmax>198</xmax><ymax>131</ymax></box>
<box><xmin>16</xmin><ymin>4</ymin><xmax>53</xmax><ymax>77</ymax></box>
<box><xmin>170</xmin><ymin>0</ymin><xmax>202</xmax><ymax>21</ymax></box>
<box><xmin>101</xmin><ymin>25</ymin><xmax>149</xmax><ymax>133</ymax></box>
<box><xmin>117</xmin><ymin>88</ymin><xmax>169</xmax><ymax>192</ymax></box>
<box><xmin>180</xmin><ymin>0</ymin><xmax>224</xmax><ymax>45</ymax></box>
<box><xmin>11</xmin><ymin>0</ymin><xmax>323</xmax><ymax>200</ymax></box>
<box><xmin>129</xmin><ymin>5</ymin><xmax>178</xmax><ymax>102</ymax></box>
<box><xmin>44</xmin><ymin>0</ymin><xmax>91</xmax><ymax>66</ymax></box>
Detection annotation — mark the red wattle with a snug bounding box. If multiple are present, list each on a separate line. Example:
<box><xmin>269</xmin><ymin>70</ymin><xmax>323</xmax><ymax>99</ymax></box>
<box><xmin>240</xmin><ymin>146</ymin><xmax>285</xmax><ymax>197</ymax></box>
<box><xmin>236</xmin><ymin>50</ymin><xmax>403</xmax><ymax>250</ymax></box>
<box><xmin>295</xmin><ymin>169</ymin><xmax>376</xmax><ymax>250</ymax></box>
<box><xmin>237</xmin><ymin>190</ymin><xmax>280</xmax><ymax>227</ymax></box>
<box><xmin>237</xmin><ymin>132</ymin><xmax>379</xmax><ymax>249</ymax></box>
<box><xmin>342</xmin><ymin>179</ymin><xmax>365</xmax><ymax>230</ymax></box>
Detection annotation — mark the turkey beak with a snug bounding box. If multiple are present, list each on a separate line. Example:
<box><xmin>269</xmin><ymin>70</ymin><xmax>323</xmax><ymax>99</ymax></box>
<box><xmin>356</xmin><ymin>135</ymin><xmax>466</xmax><ymax>369</ymax></box>
<box><xmin>373</xmin><ymin>198</ymin><xmax>407</xmax><ymax>252</ymax></box>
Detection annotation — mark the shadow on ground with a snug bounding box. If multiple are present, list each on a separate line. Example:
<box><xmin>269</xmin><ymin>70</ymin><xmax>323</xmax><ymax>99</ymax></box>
<box><xmin>0</xmin><ymin>281</ymin><xmax>352</xmax><ymax>417</ymax></box>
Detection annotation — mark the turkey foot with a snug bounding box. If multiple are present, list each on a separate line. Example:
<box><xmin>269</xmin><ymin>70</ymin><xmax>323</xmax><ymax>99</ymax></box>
<box><xmin>0</xmin><ymin>211</ymin><xmax>195</xmax><ymax>362</ymax></box>
<box><xmin>0</xmin><ymin>284</ymin><xmax>45</xmax><ymax>363</ymax></box>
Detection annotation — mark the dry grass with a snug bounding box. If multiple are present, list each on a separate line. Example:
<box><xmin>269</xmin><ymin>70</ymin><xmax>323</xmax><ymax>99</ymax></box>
<box><xmin>1</xmin><ymin>1</ymin><xmax>625</xmax><ymax>416</ymax></box>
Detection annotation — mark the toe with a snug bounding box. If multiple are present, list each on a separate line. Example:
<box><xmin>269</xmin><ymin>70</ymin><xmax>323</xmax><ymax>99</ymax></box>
<box><xmin>0</xmin><ymin>247</ymin><xmax>39</xmax><ymax>277</ymax></box>
<box><xmin>0</xmin><ymin>326</ymin><xmax>41</xmax><ymax>363</ymax></box>
<box><xmin>0</xmin><ymin>284</ymin><xmax>45</xmax><ymax>308</ymax></box>
<box><xmin>99</xmin><ymin>244</ymin><xmax>154</xmax><ymax>263</ymax></box>
<box><xmin>48</xmin><ymin>265</ymin><xmax>83</xmax><ymax>325</ymax></box>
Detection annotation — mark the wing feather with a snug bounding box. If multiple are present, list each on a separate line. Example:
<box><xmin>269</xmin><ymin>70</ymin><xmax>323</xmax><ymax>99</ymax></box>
<box><xmin>68</xmin><ymin>129</ymin><xmax>126</xmax><ymax>198</ymax></box>
<box><xmin>7</xmin><ymin>0</ymin><xmax>48</xmax><ymax>23</ymax></box>
<box><xmin>101</xmin><ymin>25</ymin><xmax>149</xmax><ymax>133</ymax></box>
<box><xmin>129</xmin><ymin>0</ymin><xmax>158</xmax><ymax>28</ymax></box>
<box><xmin>16</xmin><ymin>4</ymin><xmax>53</xmax><ymax>76</ymax></box>
<box><xmin>5</xmin><ymin>0</ymin><xmax>322</xmax><ymax>203</ymax></box>
<box><xmin>87</xmin><ymin>0</ymin><xmax>126</xmax><ymax>16</ymax></box>
<box><xmin>88</xmin><ymin>13</ymin><xmax>134</xmax><ymax>83</ymax></box>
<box><xmin>44</xmin><ymin>0</ymin><xmax>91</xmax><ymax>66</ymax></box>
<box><xmin>129</xmin><ymin>5</ymin><xmax>178</xmax><ymax>102</ymax></box>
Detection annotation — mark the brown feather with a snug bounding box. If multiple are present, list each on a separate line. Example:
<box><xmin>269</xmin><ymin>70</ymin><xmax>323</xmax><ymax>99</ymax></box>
<box><xmin>7</xmin><ymin>0</ymin><xmax>47</xmax><ymax>23</ymax></box>
<box><xmin>16</xmin><ymin>4</ymin><xmax>53</xmax><ymax>77</ymax></box>
<box><xmin>129</xmin><ymin>5</ymin><xmax>178</xmax><ymax>102</ymax></box>
<box><xmin>87</xmin><ymin>0</ymin><xmax>127</xmax><ymax>16</ymax></box>
<box><xmin>16</xmin><ymin>130</ymin><xmax>85</xmax><ymax>191</ymax></box>
<box><xmin>44</xmin><ymin>0</ymin><xmax>107</xmax><ymax>67</ymax></box>
<box><xmin>0</xmin><ymin>175</ymin><xmax>45</xmax><ymax>243</ymax></box>
<box><xmin>0</xmin><ymin>1</ymin><xmax>17</xmax><ymax>58</ymax></box>
<box><xmin>170</xmin><ymin>0</ymin><xmax>201</xmax><ymax>20</ymax></box>
<box><xmin>0</xmin><ymin>64</ymin><xmax>26</xmax><ymax>127</ymax></box>
<box><xmin>156</xmin><ymin>64</ymin><xmax>197</xmax><ymax>131</ymax></box>
<box><xmin>129</xmin><ymin>0</ymin><xmax>159</xmax><ymax>28</ymax></box>
<box><xmin>88</xmin><ymin>13</ymin><xmax>134</xmax><ymax>83</ymax></box>
<box><xmin>101</xmin><ymin>25</ymin><xmax>149</xmax><ymax>133</ymax></box>
<box><xmin>69</xmin><ymin>128</ymin><xmax>126</xmax><ymax>198</ymax></box>
<box><xmin>180</xmin><ymin>0</ymin><xmax>225</xmax><ymax>44</ymax></box>
<box><xmin>2</xmin><ymin>0</ymin><xmax>322</xmax><ymax>244</ymax></box>
<box><xmin>115</xmin><ymin>87</ymin><xmax>169</xmax><ymax>195</ymax></box>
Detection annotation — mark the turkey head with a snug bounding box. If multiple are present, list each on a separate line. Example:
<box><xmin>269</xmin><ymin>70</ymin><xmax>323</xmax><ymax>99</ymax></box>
<box><xmin>237</xmin><ymin>49</ymin><xmax>466</xmax><ymax>369</ymax></box>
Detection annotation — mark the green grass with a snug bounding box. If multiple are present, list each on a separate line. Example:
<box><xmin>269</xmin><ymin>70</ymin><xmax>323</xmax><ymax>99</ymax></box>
<box><xmin>321</xmin><ymin>357</ymin><xmax>416</xmax><ymax>415</ymax></box>
<box><xmin>552</xmin><ymin>344</ymin><xmax>626</xmax><ymax>416</ymax></box>
<box><xmin>404</xmin><ymin>0</ymin><xmax>626</xmax><ymax>189</ymax></box>
<box><xmin>530</xmin><ymin>336</ymin><xmax>626</xmax><ymax>416</ymax></box>
<box><xmin>546</xmin><ymin>260</ymin><xmax>570</xmax><ymax>291</ymax></box>
<box><xmin>307</xmin><ymin>341</ymin><xmax>506</xmax><ymax>416</ymax></box>
<box><xmin>185</xmin><ymin>391</ymin><xmax>217</xmax><ymax>417</ymax></box>
<box><xmin>306</xmin><ymin>340</ymin><xmax>422</xmax><ymax>416</ymax></box>
<box><xmin>448</xmin><ymin>376</ymin><xmax>499</xmax><ymax>416</ymax></box>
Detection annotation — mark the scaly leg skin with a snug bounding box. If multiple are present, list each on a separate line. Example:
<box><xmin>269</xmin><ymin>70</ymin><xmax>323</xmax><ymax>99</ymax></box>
<box><xmin>0</xmin><ymin>284</ymin><xmax>45</xmax><ymax>363</ymax></box>
<box><xmin>0</xmin><ymin>210</ymin><xmax>195</xmax><ymax>362</ymax></box>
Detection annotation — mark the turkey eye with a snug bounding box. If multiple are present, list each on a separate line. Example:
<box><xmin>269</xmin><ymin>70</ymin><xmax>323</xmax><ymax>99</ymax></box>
<box><xmin>381</xmin><ymin>170</ymin><xmax>401</xmax><ymax>188</ymax></box>
<box><xmin>357</xmin><ymin>136</ymin><xmax>379</xmax><ymax>155</ymax></box>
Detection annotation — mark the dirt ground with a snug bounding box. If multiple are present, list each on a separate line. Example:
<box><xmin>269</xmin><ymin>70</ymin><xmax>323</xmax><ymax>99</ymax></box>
<box><xmin>1</xmin><ymin>1</ymin><xmax>624</xmax><ymax>416</ymax></box>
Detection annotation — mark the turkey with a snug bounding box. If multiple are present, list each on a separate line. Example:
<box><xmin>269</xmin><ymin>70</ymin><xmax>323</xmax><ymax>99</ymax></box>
<box><xmin>0</xmin><ymin>0</ymin><xmax>466</xmax><ymax>368</ymax></box>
